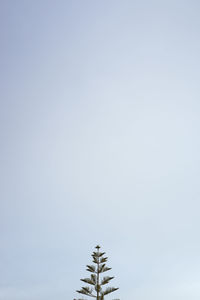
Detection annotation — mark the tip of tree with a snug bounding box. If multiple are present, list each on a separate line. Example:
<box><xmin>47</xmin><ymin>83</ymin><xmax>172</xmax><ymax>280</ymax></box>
<box><xmin>95</xmin><ymin>245</ymin><xmax>101</xmax><ymax>249</ymax></box>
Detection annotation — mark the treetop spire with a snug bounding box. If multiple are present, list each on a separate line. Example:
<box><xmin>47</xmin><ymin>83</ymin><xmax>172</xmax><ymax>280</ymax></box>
<box><xmin>74</xmin><ymin>245</ymin><xmax>119</xmax><ymax>300</ymax></box>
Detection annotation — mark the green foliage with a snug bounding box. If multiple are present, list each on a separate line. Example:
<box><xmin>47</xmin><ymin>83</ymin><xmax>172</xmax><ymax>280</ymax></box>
<box><xmin>74</xmin><ymin>245</ymin><xmax>119</xmax><ymax>300</ymax></box>
<box><xmin>86</xmin><ymin>265</ymin><xmax>96</xmax><ymax>273</ymax></box>
<box><xmin>81</xmin><ymin>277</ymin><xmax>96</xmax><ymax>286</ymax></box>
<box><xmin>101</xmin><ymin>276</ymin><xmax>114</xmax><ymax>285</ymax></box>
<box><xmin>101</xmin><ymin>287</ymin><xmax>119</xmax><ymax>296</ymax></box>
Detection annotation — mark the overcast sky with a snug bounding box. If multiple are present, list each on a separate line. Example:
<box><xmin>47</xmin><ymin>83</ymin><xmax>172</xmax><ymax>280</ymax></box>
<box><xmin>1</xmin><ymin>1</ymin><xmax>200</xmax><ymax>299</ymax></box>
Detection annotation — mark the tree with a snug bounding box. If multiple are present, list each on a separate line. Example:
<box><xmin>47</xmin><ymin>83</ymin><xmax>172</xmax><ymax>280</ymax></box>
<box><xmin>74</xmin><ymin>245</ymin><xmax>119</xmax><ymax>300</ymax></box>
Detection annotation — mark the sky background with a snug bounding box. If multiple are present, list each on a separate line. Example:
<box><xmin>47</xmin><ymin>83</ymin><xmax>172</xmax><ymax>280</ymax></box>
<box><xmin>1</xmin><ymin>0</ymin><xmax>200</xmax><ymax>299</ymax></box>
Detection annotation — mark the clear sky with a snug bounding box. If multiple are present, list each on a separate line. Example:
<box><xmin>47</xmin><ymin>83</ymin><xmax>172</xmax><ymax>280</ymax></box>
<box><xmin>1</xmin><ymin>1</ymin><xmax>200</xmax><ymax>299</ymax></box>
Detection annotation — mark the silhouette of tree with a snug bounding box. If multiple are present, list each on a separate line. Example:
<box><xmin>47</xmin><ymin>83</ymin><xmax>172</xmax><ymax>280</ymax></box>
<box><xmin>74</xmin><ymin>245</ymin><xmax>119</xmax><ymax>300</ymax></box>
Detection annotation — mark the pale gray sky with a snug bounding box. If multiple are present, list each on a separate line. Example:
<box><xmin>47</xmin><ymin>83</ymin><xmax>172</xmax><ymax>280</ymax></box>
<box><xmin>1</xmin><ymin>1</ymin><xmax>200</xmax><ymax>299</ymax></box>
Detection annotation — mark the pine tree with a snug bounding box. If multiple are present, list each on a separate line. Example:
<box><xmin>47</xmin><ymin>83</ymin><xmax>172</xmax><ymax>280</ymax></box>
<box><xmin>74</xmin><ymin>245</ymin><xmax>119</xmax><ymax>300</ymax></box>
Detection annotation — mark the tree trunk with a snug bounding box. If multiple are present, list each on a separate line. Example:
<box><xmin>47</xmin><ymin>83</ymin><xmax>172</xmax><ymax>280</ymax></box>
<box><xmin>97</xmin><ymin>247</ymin><xmax>99</xmax><ymax>300</ymax></box>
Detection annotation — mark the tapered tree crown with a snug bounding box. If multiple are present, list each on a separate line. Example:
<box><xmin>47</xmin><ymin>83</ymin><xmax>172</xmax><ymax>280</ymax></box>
<box><xmin>74</xmin><ymin>245</ymin><xmax>119</xmax><ymax>300</ymax></box>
